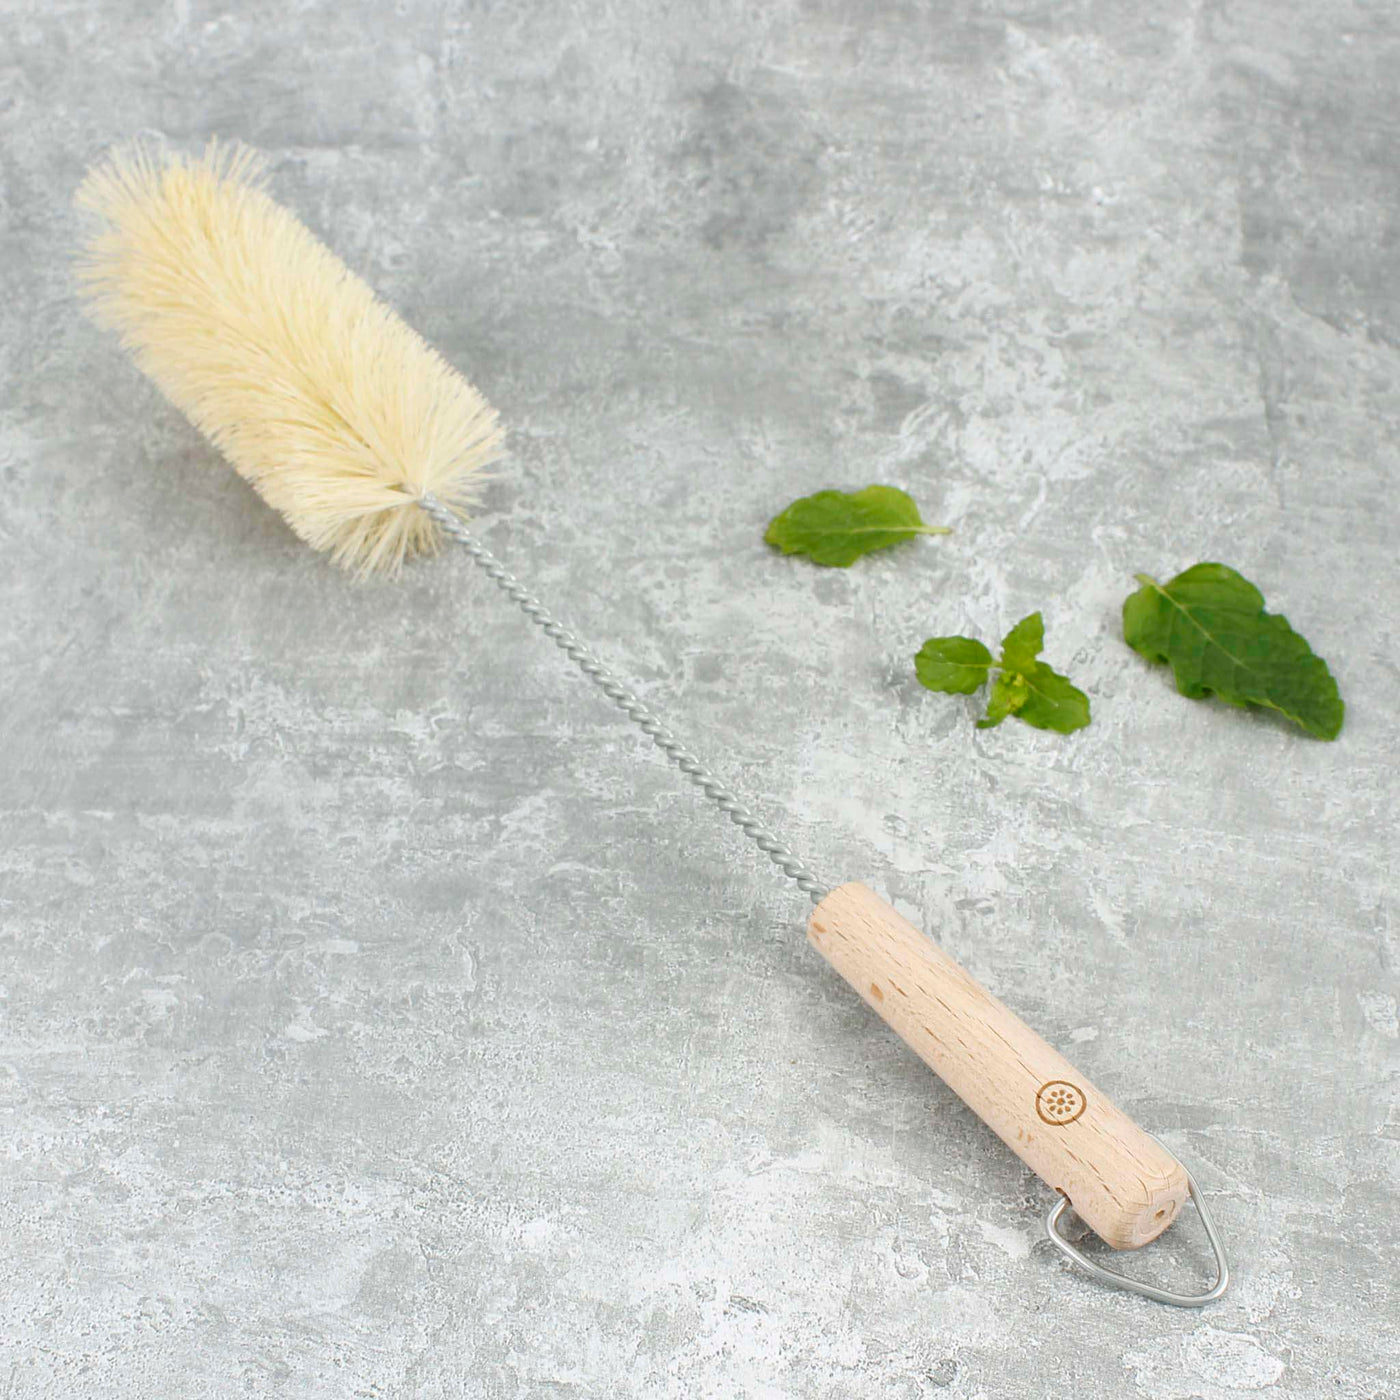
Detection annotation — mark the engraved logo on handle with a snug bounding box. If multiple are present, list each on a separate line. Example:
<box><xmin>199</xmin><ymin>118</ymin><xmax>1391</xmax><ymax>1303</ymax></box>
<box><xmin>1035</xmin><ymin>1080</ymin><xmax>1086</xmax><ymax>1126</ymax></box>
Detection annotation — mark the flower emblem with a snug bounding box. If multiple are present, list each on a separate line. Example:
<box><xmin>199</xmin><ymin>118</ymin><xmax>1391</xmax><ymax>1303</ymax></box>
<box><xmin>1035</xmin><ymin>1080</ymin><xmax>1086</xmax><ymax>1126</ymax></box>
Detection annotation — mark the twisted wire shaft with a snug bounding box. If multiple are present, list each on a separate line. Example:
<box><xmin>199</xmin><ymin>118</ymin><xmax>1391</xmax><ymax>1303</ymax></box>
<box><xmin>419</xmin><ymin>494</ymin><xmax>827</xmax><ymax>905</ymax></box>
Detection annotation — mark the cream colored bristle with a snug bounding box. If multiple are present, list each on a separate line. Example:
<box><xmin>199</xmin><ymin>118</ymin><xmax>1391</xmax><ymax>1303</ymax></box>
<box><xmin>76</xmin><ymin>140</ymin><xmax>504</xmax><ymax>576</ymax></box>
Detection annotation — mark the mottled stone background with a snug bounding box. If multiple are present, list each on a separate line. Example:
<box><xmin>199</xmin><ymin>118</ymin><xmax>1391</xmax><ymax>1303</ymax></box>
<box><xmin>2</xmin><ymin>1</ymin><xmax>1397</xmax><ymax>1395</ymax></box>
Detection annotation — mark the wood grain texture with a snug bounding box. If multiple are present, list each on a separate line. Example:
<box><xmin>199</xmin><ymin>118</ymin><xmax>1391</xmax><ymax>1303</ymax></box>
<box><xmin>808</xmin><ymin>883</ymin><xmax>1188</xmax><ymax>1249</ymax></box>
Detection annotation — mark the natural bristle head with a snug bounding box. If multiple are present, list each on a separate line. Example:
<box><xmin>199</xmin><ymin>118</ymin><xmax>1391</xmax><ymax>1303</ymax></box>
<box><xmin>76</xmin><ymin>139</ymin><xmax>504</xmax><ymax>576</ymax></box>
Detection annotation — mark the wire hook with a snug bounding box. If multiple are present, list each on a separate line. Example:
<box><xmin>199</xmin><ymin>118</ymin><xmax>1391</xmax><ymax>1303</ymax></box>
<box><xmin>1045</xmin><ymin>1159</ymin><xmax>1230</xmax><ymax>1307</ymax></box>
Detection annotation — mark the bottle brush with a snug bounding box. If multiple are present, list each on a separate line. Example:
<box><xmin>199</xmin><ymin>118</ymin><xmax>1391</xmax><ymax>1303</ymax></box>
<box><xmin>75</xmin><ymin>140</ymin><xmax>1229</xmax><ymax>1306</ymax></box>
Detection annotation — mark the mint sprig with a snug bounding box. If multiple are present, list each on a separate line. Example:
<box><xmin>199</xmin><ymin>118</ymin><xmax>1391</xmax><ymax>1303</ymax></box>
<box><xmin>916</xmin><ymin>613</ymin><xmax>1091</xmax><ymax>734</ymax></box>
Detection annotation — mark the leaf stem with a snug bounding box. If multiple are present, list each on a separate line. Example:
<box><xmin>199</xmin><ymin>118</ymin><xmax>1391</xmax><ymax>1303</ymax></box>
<box><xmin>835</xmin><ymin>524</ymin><xmax>953</xmax><ymax>537</ymax></box>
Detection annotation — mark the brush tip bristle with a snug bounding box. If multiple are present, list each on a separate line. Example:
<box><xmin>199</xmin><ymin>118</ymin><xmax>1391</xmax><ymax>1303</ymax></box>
<box><xmin>76</xmin><ymin>138</ymin><xmax>505</xmax><ymax>576</ymax></box>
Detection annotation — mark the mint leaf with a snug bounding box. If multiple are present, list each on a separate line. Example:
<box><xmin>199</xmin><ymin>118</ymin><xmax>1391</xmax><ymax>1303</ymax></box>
<box><xmin>765</xmin><ymin>485</ymin><xmax>950</xmax><ymax>567</ymax></box>
<box><xmin>914</xmin><ymin>636</ymin><xmax>994</xmax><ymax>693</ymax></box>
<box><xmin>1014</xmin><ymin>663</ymin><xmax>1091</xmax><ymax>733</ymax></box>
<box><xmin>1123</xmin><ymin>563</ymin><xmax>1344</xmax><ymax>740</ymax></box>
<box><xmin>998</xmin><ymin>612</ymin><xmax>1044</xmax><ymax>674</ymax></box>
<box><xmin>916</xmin><ymin>611</ymin><xmax>1091</xmax><ymax>735</ymax></box>
<box><xmin>977</xmin><ymin>671</ymin><xmax>1028</xmax><ymax>729</ymax></box>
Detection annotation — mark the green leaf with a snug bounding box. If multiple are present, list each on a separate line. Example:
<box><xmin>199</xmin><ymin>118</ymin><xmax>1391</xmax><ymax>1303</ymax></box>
<box><xmin>914</xmin><ymin>636</ymin><xmax>994</xmax><ymax>694</ymax></box>
<box><xmin>977</xmin><ymin>672</ymin><xmax>1028</xmax><ymax>728</ymax></box>
<box><xmin>1013</xmin><ymin>663</ymin><xmax>1091</xmax><ymax>734</ymax></box>
<box><xmin>1123</xmin><ymin>563</ymin><xmax>1344</xmax><ymax>740</ymax></box>
<box><xmin>998</xmin><ymin>612</ymin><xmax>1045</xmax><ymax>674</ymax></box>
<box><xmin>765</xmin><ymin>485</ymin><xmax>950</xmax><ymax>567</ymax></box>
<box><xmin>915</xmin><ymin>611</ymin><xmax>1091</xmax><ymax>736</ymax></box>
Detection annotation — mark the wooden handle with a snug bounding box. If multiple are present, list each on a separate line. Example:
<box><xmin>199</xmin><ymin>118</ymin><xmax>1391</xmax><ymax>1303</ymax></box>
<box><xmin>808</xmin><ymin>882</ymin><xmax>1187</xmax><ymax>1249</ymax></box>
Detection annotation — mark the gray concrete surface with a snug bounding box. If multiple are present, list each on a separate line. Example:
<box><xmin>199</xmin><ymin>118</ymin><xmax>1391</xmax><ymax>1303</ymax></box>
<box><xmin>3</xmin><ymin>1</ymin><xmax>1398</xmax><ymax>1395</ymax></box>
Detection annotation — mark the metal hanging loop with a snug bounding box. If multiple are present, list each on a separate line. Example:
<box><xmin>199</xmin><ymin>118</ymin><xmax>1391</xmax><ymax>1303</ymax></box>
<box><xmin>1045</xmin><ymin>1159</ymin><xmax>1230</xmax><ymax>1308</ymax></box>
